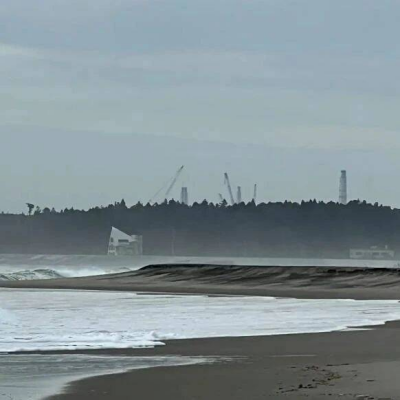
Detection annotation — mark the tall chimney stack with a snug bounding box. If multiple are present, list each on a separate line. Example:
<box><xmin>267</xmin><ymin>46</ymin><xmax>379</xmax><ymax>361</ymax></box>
<box><xmin>339</xmin><ymin>170</ymin><xmax>347</xmax><ymax>205</ymax></box>
<box><xmin>180</xmin><ymin>187</ymin><xmax>189</xmax><ymax>205</ymax></box>
<box><xmin>237</xmin><ymin>186</ymin><xmax>242</xmax><ymax>203</ymax></box>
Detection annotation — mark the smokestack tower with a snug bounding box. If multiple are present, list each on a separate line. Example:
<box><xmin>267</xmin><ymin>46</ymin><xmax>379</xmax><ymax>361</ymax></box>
<box><xmin>237</xmin><ymin>186</ymin><xmax>242</xmax><ymax>203</ymax></box>
<box><xmin>339</xmin><ymin>170</ymin><xmax>347</xmax><ymax>205</ymax></box>
<box><xmin>180</xmin><ymin>187</ymin><xmax>189</xmax><ymax>205</ymax></box>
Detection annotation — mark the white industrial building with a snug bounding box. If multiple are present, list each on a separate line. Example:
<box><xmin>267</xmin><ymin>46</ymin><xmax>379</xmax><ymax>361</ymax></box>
<box><xmin>350</xmin><ymin>246</ymin><xmax>395</xmax><ymax>260</ymax></box>
<box><xmin>107</xmin><ymin>227</ymin><xmax>143</xmax><ymax>256</ymax></box>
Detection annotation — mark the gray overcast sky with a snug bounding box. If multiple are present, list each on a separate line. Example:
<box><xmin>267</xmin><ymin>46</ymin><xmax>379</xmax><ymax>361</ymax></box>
<box><xmin>1</xmin><ymin>0</ymin><xmax>400</xmax><ymax>211</ymax></box>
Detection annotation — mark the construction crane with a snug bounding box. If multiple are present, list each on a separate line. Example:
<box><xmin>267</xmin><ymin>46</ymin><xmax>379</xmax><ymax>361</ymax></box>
<box><xmin>165</xmin><ymin>165</ymin><xmax>184</xmax><ymax>199</ymax></box>
<box><xmin>253</xmin><ymin>184</ymin><xmax>257</xmax><ymax>203</ymax></box>
<box><xmin>224</xmin><ymin>173</ymin><xmax>235</xmax><ymax>205</ymax></box>
<box><xmin>149</xmin><ymin>165</ymin><xmax>185</xmax><ymax>203</ymax></box>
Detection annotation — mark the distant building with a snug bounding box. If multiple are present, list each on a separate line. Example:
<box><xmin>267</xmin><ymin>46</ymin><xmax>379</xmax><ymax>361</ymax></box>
<box><xmin>108</xmin><ymin>227</ymin><xmax>143</xmax><ymax>256</ymax></box>
<box><xmin>350</xmin><ymin>246</ymin><xmax>395</xmax><ymax>260</ymax></box>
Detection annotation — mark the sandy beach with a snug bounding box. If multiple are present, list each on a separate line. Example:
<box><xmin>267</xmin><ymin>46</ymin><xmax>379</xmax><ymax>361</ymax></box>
<box><xmin>4</xmin><ymin>265</ymin><xmax>400</xmax><ymax>400</ymax></box>
<box><xmin>47</xmin><ymin>322</ymin><xmax>400</xmax><ymax>400</ymax></box>
<box><xmin>3</xmin><ymin>264</ymin><xmax>400</xmax><ymax>300</ymax></box>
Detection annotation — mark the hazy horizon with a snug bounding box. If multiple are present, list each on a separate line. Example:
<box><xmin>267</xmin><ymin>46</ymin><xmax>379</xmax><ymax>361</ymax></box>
<box><xmin>1</xmin><ymin>126</ymin><xmax>399</xmax><ymax>213</ymax></box>
<box><xmin>2</xmin><ymin>1</ymin><xmax>400</xmax><ymax>211</ymax></box>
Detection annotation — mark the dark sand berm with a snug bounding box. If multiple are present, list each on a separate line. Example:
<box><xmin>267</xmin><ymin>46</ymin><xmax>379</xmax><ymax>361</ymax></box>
<box><xmin>4</xmin><ymin>264</ymin><xmax>400</xmax><ymax>300</ymax></box>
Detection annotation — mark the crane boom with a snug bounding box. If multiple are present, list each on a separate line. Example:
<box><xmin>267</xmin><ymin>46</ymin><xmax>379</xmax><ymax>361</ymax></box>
<box><xmin>164</xmin><ymin>165</ymin><xmax>184</xmax><ymax>199</ymax></box>
<box><xmin>149</xmin><ymin>165</ymin><xmax>185</xmax><ymax>203</ymax></box>
<box><xmin>224</xmin><ymin>173</ymin><xmax>235</xmax><ymax>205</ymax></box>
<box><xmin>253</xmin><ymin>184</ymin><xmax>257</xmax><ymax>203</ymax></box>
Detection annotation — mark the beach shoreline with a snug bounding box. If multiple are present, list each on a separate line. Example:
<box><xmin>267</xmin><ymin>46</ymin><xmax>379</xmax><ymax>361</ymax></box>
<box><xmin>45</xmin><ymin>321</ymin><xmax>400</xmax><ymax>400</ymax></box>
<box><xmin>4</xmin><ymin>265</ymin><xmax>400</xmax><ymax>399</ymax></box>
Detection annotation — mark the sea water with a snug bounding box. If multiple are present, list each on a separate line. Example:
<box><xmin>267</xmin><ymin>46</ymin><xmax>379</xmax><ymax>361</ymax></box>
<box><xmin>1</xmin><ymin>289</ymin><xmax>400</xmax><ymax>352</ymax></box>
<box><xmin>2</xmin><ymin>289</ymin><xmax>400</xmax><ymax>399</ymax></box>
<box><xmin>0</xmin><ymin>354</ymin><xmax>215</xmax><ymax>400</ymax></box>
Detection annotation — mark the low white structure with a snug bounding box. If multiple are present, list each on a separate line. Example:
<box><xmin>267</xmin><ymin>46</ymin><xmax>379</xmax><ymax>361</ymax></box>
<box><xmin>350</xmin><ymin>246</ymin><xmax>395</xmax><ymax>260</ymax></box>
<box><xmin>108</xmin><ymin>227</ymin><xmax>143</xmax><ymax>256</ymax></box>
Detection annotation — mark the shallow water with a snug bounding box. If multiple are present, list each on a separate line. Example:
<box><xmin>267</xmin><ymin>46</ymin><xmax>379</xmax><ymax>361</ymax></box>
<box><xmin>0</xmin><ymin>354</ymin><xmax>214</xmax><ymax>400</ymax></box>
<box><xmin>2</xmin><ymin>288</ymin><xmax>400</xmax><ymax>399</ymax></box>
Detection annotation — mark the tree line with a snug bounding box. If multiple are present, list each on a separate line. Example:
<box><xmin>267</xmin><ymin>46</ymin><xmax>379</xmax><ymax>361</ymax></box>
<box><xmin>0</xmin><ymin>199</ymin><xmax>398</xmax><ymax>258</ymax></box>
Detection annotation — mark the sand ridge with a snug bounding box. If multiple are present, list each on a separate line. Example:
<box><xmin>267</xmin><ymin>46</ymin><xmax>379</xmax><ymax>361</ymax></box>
<box><xmin>3</xmin><ymin>264</ymin><xmax>400</xmax><ymax>300</ymax></box>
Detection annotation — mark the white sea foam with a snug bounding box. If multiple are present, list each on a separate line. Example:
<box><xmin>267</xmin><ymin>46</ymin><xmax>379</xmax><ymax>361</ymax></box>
<box><xmin>0</xmin><ymin>269</ymin><xmax>65</xmax><ymax>281</ymax></box>
<box><xmin>0</xmin><ymin>266</ymin><xmax>136</xmax><ymax>281</ymax></box>
<box><xmin>1</xmin><ymin>289</ymin><xmax>400</xmax><ymax>353</ymax></box>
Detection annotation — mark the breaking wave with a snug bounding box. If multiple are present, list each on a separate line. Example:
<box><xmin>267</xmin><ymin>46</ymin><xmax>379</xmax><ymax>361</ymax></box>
<box><xmin>0</xmin><ymin>254</ymin><xmax>169</xmax><ymax>282</ymax></box>
<box><xmin>0</xmin><ymin>269</ymin><xmax>65</xmax><ymax>281</ymax></box>
<box><xmin>0</xmin><ymin>266</ymin><xmax>134</xmax><ymax>281</ymax></box>
<box><xmin>2</xmin><ymin>290</ymin><xmax>400</xmax><ymax>353</ymax></box>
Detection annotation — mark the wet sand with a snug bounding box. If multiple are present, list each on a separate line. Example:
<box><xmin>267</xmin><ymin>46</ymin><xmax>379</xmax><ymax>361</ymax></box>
<box><xmin>5</xmin><ymin>264</ymin><xmax>400</xmax><ymax>399</ymax></box>
<box><xmin>47</xmin><ymin>321</ymin><xmax>400</xmax><ymax>400</ymax></box>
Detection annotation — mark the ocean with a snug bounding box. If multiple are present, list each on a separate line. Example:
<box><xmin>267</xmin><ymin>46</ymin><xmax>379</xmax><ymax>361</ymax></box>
<box><xmin>1</xmin><ymin>254</ymin><xmax>400</xmax><ymax>399</ymax></box>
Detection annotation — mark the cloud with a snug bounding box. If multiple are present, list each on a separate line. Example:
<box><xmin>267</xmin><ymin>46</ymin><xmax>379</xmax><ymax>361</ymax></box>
<box><xmin>1</xmin><ymin>0</ymin><xmax>400</xmax><ymax>54</ymax></box>
<box><xmin>1</xmin><ymin>41</ymin><xmax>400</xmax><ymax>152</ymax></box>
<box><xmin>1</xmin><ymin>1</ymin><xmax>400</xmax><ymax>209</ymax></box>
<box><xmin>0</xmin><ymin>43</ymin><xmax>38</xmax><ymax>57</ymax></box>
<box><xmin>1</xmin><ymin>1</ymin><xmax>400</xmax><ymax>152</ymax></box>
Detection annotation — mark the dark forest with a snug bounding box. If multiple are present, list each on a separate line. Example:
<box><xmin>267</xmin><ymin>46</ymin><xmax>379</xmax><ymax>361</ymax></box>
<box><xmin>0</xmin><ymin>200</ymin><xmax>398</xmax><ymax>258</ymax></box>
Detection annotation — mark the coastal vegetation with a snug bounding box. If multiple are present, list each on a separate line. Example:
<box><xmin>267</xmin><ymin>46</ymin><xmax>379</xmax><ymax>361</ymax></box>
<box><xmin>0</xmin><ymin>200</ymin><xmax>397</xmax><ymax>257</ymax></box>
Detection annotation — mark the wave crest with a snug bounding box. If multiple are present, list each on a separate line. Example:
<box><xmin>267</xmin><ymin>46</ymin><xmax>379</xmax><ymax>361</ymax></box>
<box><xmin>0</xmin><ymin>269</ymin><xmax>65</xmax><ymax>281</ymax></box>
